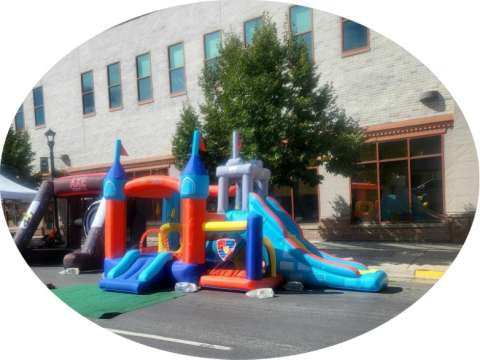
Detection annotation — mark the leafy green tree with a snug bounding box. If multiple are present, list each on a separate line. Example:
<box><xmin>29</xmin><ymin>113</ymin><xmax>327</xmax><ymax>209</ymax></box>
<box><xmin>1</xmin><ymin>127</ymin><xmax>36</xmax><ymax>184</ymax></box>
<box><xmin>172</xmin><ymin>104</ymin><xmax>201</xmax><ymax>170</ymax></box>
<box><xmin>173</xmin><ymin>15</ymin><xmax>364</xmax><ymax>187</ymax></box>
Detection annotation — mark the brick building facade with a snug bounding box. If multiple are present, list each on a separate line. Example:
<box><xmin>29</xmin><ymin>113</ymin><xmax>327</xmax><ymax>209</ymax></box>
<box><xmin>12</xmin><ymin>1</ymin><xmax>478</xmax><ymax>242</ymax></box>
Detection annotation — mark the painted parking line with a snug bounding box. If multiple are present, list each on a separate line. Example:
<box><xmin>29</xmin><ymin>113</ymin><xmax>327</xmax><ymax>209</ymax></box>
<box><xmin>414</xmin><ymin>269</ymin><xmax>444</xmax><ymax>280</ymax></box>
<box><xmin>106</xmin><ymin>328</ymin><xmax>233</xmax><ymax>351</ymax></box>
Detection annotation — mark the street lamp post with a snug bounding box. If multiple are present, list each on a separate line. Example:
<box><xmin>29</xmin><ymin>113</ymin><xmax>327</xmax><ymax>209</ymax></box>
<box><xmin>45</xmin><ymin>129</ymin><xmax>60</xmax><ymax>233</ymax></box>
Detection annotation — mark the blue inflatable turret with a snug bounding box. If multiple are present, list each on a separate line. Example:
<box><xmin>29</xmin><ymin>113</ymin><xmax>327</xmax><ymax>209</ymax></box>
<box><xmin>103</xmin><ymin>139</ymin><xmax>127</xmax><ymax>200</ymax></box>
<box><xmin>180</xmin><ymin>129</ymin><xmax>209</xmax><ymax>199</ymax></box>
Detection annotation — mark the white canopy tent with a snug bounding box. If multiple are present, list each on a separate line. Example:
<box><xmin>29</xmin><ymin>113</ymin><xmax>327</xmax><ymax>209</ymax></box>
<box><xmin>0</xmin><ymin>173</ymin><xmax>37</xmax><ymax>201</ymax></box>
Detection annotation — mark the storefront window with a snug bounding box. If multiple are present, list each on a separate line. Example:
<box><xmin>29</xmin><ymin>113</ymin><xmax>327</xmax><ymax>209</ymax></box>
<box><xmin>351</xmin><ymin>135</ymin><xmax>444</xmax><ymax>223</ymax></box>
<box><xmin>351</xmin><ymin>163</ymin><xmax>378</xmax><ymax>223</ymax></box>
<box><xmin>272</xmin><ymin>169</ymin><xmax>319</xmax><ymax>223</ymax></box>
<box><xmin>380</xmin><ymin>160</ymin><xmax>409</xmax><ymax>221</ymax></box>
<box><xmin>273</xmin><ymin>186</ymin><xmax>293</xmax><ymax>215</ymax></box>
<box><xmin>411</xmin><ymin>157</ymin><xmax>443</xmax><ymax>221</ymax></box>
<box><xmin>379</xmin><ymin>140</ymin><xmax>407</xmax><ymax>160</ymax></box>
<box><xmin>293</xmin><ymin>181</ymin><xmax>319</xmax><ymax>223</ymax></box>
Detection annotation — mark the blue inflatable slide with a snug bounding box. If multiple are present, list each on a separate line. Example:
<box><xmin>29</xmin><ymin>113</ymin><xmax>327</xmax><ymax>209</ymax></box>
<box><xmin>244</xmin><ymin>193</ymin><xmax>388</xmax><ymax>292</ymax></box>
<box><xmin>99</xmin><ymin>251</ymin><xmax>172</xmax><ymax>293</ymax></box>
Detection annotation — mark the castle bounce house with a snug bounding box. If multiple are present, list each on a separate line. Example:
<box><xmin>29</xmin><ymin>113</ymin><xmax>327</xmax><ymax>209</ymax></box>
<box><xmin>99</xmin><ymin>130</ymin><xmax>388</xmax><ymax>294</ymax></box>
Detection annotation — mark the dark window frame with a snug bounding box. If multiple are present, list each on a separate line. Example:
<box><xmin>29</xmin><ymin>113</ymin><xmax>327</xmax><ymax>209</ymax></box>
<box><xmin>341</xmin><ymin>18</ymin><xmax>370</xmax><ymax>57</ymax></box>
<box><xmin>135</xmin><ymin>52</ymin><xmax>153</xmax><ymax>103</ymax></box>
<box><xmin>33</xmin><ymin>86</ymin><xmax>45</xmax><ymax>127</ymax></box>
<box><xmin>168</xmin><ymin>42</ymin><xmax>186</xmax><ymax>96</ymax></box>
<box><xmin>107</xmin><ymin>62</ymin><xmax>123</xmax><ymax>110</ymax></box>
<box><xmin>81</xmin><ymin>70</ymin><xmax>96</xmax><ymax>115</ymax></box>
<box><xmin>351</xmin><ymin>135</ymin><xmax>445</xmax><ymax>224</ymax></box>
<box><xmin>289</xmin><ymin>5</ymin><xmax>314</xmax><ymax>62</ymax></box>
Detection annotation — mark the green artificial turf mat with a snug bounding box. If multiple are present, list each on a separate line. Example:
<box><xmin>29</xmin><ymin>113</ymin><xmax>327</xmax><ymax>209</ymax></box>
<box><xmin>52</xmin><ymin>284</ymin><xmax>183</xmax><ymax>319</ymax></box>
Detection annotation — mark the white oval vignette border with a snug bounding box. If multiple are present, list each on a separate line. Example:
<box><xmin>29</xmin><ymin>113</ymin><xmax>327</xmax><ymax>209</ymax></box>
<box><xmin>0</xmin><ymin>1</ymin><xmax>478</xmax><ymax>360</ymax></box>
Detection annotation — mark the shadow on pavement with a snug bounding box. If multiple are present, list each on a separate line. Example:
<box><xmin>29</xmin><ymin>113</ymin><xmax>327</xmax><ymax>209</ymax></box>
<box><xmin>276</xmin><ymin>289</ymin><xmax>344</xmax><ymax>296</ymax></box>
<box><xmin>381</xmin><ymin>286</ymin><xmax>403</xmax><ymax>294</ymax></box>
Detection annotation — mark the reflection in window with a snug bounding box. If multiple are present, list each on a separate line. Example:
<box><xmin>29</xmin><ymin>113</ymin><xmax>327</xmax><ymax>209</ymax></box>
<box><xmin>410</xmin><ymin>136</ymin><xmax>441</xmax><ymax>157</ymax></box>
<box><xmin>14</xmin><ymin>105</ymin><xmax>24</xmax><ymax>130</ymax></box>
<box><xmin>205</xmin><ymin>31</ymin><xmax>221</xmax><ymax>68</ymax></box>
<box><xmin>290</xmin><ymin>5</ymin><xmax>313</xmax><ymax>61</ymax></box>
<box><xmin>107</xmin><ymin>62</ymin><xmax>122</xmax><ymax>109</ymax></box>
<box><xmin>244</xmin><ymin>17</ymin><xmax>262</xmax><ymax>46</ymax></box>
<box><xmin>81</xmin><ymin>71</ymin><xmax>95</xmax><ymax>114</ymax></box>
<box><xmin>33</xmin><ymin>86</ymin><xmax>45</xmax><ymax>126</ymax></box>
<box><xmin>273</xmin><ymin>186</ymin><xmax>292</xmax><ymax>215</ymax></box>
<box><xmin>136</xmin><ymin>53</ymin><xmax>152</xmax><ymax>102</ymax></box>
<box><xmin>40</xmin><ymin>157</ymin><xmax>49</xmax><ymax>173</ymax></box>
<box><xmin>342</xmin><ymin>19</ymin><xmax>369</xmax><ymax>53</ymax></box>
<box><xmin>272</xmin><ymin>169</ymin><xmax>319</xmax><ymax>223</ymax></box>
<box><xmin>380</xmin><ymin>161</ymin><xmax>409</xmax><ymax>222</ymax></box>
<box><xmin>358</xmin><ymin>143</ymin><xmax>376</xmax><ymax>162</ymax></box>
<box><xmin>351</xmin><ymin>163</ymin><xmax>378</xmax><ymax>223</ymax></box>
<box><xmin>379</xmin><ymin>140</ymin><xmax>406</xmax><ymax>160</ymax></box>
<box><xmin>352</xmin><ymin>135</ymin><xmax>444</xmax><ymax>223</ymax></box>
<box><xmin>411</xmin><ymin>157</ymin><xmax>443</xmax><ymax>221</ymax></box>
<box><xmin>293</xmin><ymin>180</ymin><xmax>319</xmax><ymax>223</ymax></box>
<box><xmin>169</xmin><ymin>43</ymin><xmax>186</xmax><ymax>94</ymax></box>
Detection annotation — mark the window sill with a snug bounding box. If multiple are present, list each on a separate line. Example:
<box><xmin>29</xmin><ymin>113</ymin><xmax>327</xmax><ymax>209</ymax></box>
<box><xmin>170</xmin><ymin>91</ymin><xmax>187</xmax><ymax>98</ymax></box>
<box><xmin>35</xmin><ymin>124</ymin><xmax>46</xmax><ymax>130</ymax></box>
<box><xmin>83</xmin><ymin>112</ymin><xmax>96</xmax><ymax>119</ymax></box>
<box><xmin>109</xmin><ymin>106</ymin><xmax>123</xmax><ymax>112</ymax></box>
<box><xmin>138</xmin><ymin>99</ymin><xmax>154</xmax><ymax>106</ymax></box>
<box><xmin>342</xmin><ymin>46</ymin><xmax>370</xmax><ymax>58</ymax></box>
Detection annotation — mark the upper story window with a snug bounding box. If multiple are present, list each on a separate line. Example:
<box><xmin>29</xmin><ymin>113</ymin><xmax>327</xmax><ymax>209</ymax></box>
<box><xmin>81</xmin><ymin>71</ymin><xmax>95</xmax><ymax>115</ymax></box>
<box><xmin>342</xmin><ymin>18</ymin><xmax>369</xmax><ymax>56</ymax></box>
<box><xmin>33</xmin><ymin>86</ymin><xmax>45</xmax><ymax>127</ymax></box>
<box><xmin>290</xmin><ymin>5</ymin><xmax>313</xmax><ymax>61</ymax></box>
<box><xmin>168</xmin><ymin>43</ymin><xmax>186</xmax><ymax>94</ymax></box>
<box><xmin>204</xmin><ymin>31</ymin><xmax>221</xmax><ymax>70</ymax></box>
<box><xmin>136</xmin><ymin>53</ymin><xmax>153</xmax><ymax>102</ymax></box>
<box><xmin>244</xmin><ymin>17</ymin><xmax>262</xmax><ymax>46</ymax></box>
<box><xmin>14</xmin><ymin>105</ymin><xmax>25</xmax><ymax>130</ymax></box>
<box><xmin>107</xmin><ymin>62</ymin><xmax>122</xmax><ymax>109</ymax></box>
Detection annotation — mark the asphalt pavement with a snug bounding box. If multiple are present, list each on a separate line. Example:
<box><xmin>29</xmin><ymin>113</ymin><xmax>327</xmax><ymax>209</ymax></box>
<box><xmin>33</xmin><ymin>266</ymin><xmax>434</xmax><ymax>359</ymax></box>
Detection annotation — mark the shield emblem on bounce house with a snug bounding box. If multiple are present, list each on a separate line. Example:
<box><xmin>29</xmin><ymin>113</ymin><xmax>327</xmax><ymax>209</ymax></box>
<box><xmin>216</xmin><ymin>238</ymin><xmax>237</xmax><ymax>261</ymax></box>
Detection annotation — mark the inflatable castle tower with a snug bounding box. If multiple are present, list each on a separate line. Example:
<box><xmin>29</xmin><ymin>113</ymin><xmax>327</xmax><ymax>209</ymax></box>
<box><xmin>216</xmin><ymin>130</ymin><xmax>271</xmax><ymax>213</ymax></box>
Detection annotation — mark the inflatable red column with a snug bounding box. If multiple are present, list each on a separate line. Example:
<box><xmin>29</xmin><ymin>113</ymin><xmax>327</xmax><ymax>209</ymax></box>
<box><xmin>171</xmin><ymin>129</ymin><xmax>209</xmax><ymax>283</ymax></box>
<box><xmin>103</xmin><ymin>139</ymin><xmax>128</xmax><ymax>260</ymax></box>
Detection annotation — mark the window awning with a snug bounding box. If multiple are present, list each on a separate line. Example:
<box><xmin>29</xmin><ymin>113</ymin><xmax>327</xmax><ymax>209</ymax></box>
<box><xmin>364</xmin><ymin>113</ymin><xmax>454</xmax><ymax>143</ymax></box>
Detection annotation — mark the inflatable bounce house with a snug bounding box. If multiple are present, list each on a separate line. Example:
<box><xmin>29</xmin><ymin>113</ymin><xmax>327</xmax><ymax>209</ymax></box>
<box><xmin>99</xmin><ymin>130</ymin><xmax>388</xmax><ymax>294</ymax></box>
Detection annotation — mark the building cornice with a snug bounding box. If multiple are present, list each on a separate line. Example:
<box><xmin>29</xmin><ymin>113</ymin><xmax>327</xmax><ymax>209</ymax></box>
<box><xmin>364</xmin><ymin>113</ymin><xmax>454</xmax><ymax>142</ymax></box>
<box><xmin>65</xmin><ymin>154</ymin><xmax>175</xmax><ymax>175</ymax></box>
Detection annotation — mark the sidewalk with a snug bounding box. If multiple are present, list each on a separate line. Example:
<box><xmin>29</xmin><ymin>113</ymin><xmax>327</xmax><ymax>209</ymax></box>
<box><xmin>311</xmin><ymin>241</ymin><xmax>462</xmax><ymax>281</ymax></box>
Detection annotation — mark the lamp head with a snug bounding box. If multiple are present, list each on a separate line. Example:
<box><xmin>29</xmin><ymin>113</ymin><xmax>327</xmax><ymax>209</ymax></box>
<box><xmin>44</xmin><ymin>129</ymin><xmax>56</xmax><ymax>145</ymax></box>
